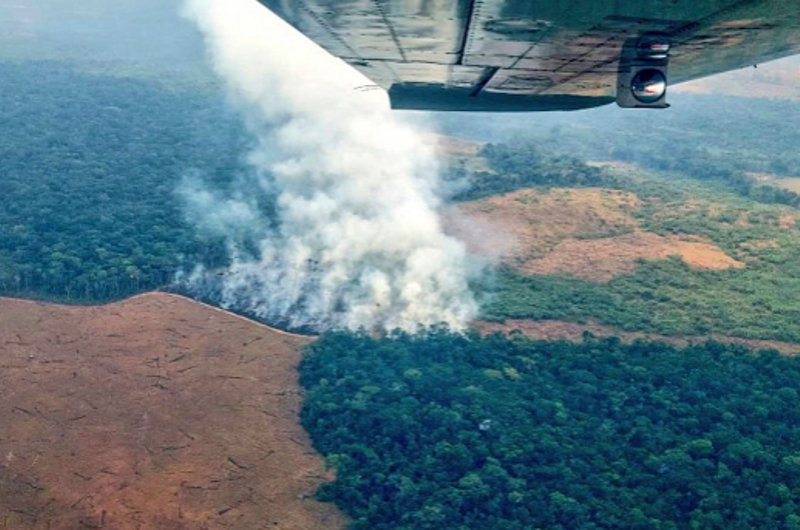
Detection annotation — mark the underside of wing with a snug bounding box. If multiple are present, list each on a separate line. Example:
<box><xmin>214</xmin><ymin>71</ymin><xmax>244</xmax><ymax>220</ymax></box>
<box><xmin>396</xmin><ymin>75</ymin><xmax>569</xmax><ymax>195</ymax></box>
<box><xmin>258</xmin><ymin>0</ymin><xmax>800</xmax><ymax>112</ymax></box>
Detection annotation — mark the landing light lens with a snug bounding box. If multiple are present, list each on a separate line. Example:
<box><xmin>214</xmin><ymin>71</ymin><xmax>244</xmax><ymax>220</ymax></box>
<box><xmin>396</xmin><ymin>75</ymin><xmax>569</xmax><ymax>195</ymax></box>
<box><xmin>631</xmin><ymin>69</ymin><xmax>667</xmax><ymax>103</ymax></box>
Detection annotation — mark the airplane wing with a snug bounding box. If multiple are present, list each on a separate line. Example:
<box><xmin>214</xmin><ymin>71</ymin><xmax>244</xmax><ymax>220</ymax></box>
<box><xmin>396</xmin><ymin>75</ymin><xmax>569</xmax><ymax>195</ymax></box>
<box><xmin>258</xmin><ymin>0</ymin><xmax>800</xmax><ymax>111</ymax></box>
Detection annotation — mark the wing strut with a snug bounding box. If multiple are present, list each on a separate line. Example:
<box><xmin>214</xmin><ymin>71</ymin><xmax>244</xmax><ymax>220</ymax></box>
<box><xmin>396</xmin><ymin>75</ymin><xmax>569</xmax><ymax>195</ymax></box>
<box><xmin>470</xmin><ymin>67</ymin><xmax>500</xmax><ymax>97</ymax></box>
<box><xmin>456</xmin><ymin>0</ymin><xmax>478</xmax><ymax>66</ymax></box>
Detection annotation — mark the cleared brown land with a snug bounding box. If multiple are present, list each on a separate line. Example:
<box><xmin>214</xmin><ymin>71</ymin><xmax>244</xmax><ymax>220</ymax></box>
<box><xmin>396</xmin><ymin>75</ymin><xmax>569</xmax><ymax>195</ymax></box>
<box><xmin>446</xmin><ymin>187</ymin><xmax>742</xmax><ymax>281</ymax></box>
<box><xmin>446</xmin><ymin>187</ymin><xmax>640</xmax><ymax>259</ymax></box>
<box><xmin>477</xmin><ymin>319</ymin><xmax>800</xmax><ymax>355</ymax></box>
<box><xmin>525</xmin><ymin>231</ymin><xmax>744</xmax><ymax>281</ymax></box>
<box><xmin>0</xmin><ymin>293</ymin><xmax>345</xmax><ymax>530</ymax></box>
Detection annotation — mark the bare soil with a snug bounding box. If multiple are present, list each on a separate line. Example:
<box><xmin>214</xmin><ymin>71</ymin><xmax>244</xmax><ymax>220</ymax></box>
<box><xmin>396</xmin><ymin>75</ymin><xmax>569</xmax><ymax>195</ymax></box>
<box><xmin>0</xmin><ymin>293</ymin><xmax>345</xmax><ymax>530</ymax></box>
<box><xmin>447</xmin><ymin>187</ymin><xmax>743</xmax><ymax>281</ymax></box>
<box><xmin>523</xmin><ymin>231</ymin><xmax>743</xmax><ymax>281</ymax></box>
<box><xmin>477</xmin><ymin>319</ymin><xmax>800</xmax><ymax>355</ymax></box>
<box><xmin>447</xmin><ymin>187</ymin><xmax>640</xmax><ymax>257</ymax></box>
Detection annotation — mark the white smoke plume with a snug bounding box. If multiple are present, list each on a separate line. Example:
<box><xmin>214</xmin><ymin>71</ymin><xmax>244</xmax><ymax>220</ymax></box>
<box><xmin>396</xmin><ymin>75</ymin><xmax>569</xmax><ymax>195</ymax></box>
<box><xmin>180</xmin><ymin>0</ymin><xmax>479</xmax><ymax>332</ymax></box>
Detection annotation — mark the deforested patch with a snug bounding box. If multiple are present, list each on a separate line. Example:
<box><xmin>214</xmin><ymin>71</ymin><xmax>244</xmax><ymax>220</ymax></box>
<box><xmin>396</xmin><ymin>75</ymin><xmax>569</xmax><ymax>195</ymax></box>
<box><xmin>447</xmin><ymin>187</ymin><xmax>743</xmax><ymax>282</ymax></box>
<box><xmin>0</xmin><ymin>293</ymin><xmax>345</xmax><ymax>530</ymax></box>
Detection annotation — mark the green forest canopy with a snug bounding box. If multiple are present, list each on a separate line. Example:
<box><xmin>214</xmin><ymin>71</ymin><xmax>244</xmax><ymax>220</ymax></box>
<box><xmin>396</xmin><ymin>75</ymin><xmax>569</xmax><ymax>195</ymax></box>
<box><xmin>301</xmin><ymin>330</ymin><xmax>800</xmax><ymax>530</ymax></box>
<box><xmin>0</xmin><ymin>61</ymin><xmax>246</xmax><ymax>301</ymax></box>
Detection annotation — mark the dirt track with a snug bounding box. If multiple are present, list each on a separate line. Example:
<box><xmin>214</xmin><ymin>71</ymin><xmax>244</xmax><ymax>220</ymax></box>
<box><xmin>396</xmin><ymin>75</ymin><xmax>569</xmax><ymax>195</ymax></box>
<box><xmin>0</xmin><ymin>293</ymin><xmax>345</xmax><ymax>530</ymax></box>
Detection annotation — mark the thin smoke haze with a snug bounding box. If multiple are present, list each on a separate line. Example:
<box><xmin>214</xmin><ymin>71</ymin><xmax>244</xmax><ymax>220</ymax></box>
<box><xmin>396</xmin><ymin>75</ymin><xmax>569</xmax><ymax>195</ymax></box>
<box><xmin>180</xmin><ymin>0</ymin><xmax>479</xmax><ymax>331</ymax></box>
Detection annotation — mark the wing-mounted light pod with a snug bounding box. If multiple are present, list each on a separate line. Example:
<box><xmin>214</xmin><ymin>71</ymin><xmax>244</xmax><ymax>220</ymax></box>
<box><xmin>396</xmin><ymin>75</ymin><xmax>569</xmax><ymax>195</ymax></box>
<box><xmin>617</xmin><ymin>33</ymin><xmax>671</xmax><ymax>109</ymax></box>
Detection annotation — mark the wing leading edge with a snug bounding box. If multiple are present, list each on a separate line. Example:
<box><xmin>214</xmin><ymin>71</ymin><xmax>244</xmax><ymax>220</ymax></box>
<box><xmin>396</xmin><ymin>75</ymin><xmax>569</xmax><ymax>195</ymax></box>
<box><xmin>258</xmin><ymin>0</ymin><xmax>800</xmax><ymax>111</ymax></box>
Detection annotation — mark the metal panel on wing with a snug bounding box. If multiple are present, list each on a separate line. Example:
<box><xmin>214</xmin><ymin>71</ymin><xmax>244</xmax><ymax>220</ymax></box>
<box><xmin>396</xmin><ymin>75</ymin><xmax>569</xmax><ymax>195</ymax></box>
<box><xmin>260</xmin><ymin>0</ymin><xmax>800</xmax><ymax>112</ymax></box>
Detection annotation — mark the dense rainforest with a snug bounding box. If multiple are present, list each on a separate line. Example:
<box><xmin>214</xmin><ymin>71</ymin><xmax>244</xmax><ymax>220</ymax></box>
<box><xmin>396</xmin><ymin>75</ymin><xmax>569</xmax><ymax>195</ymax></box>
<box><xmin>0</xmin><ymin>61</ymin><xmax>244</xmax><ymax>301</ymax></box>
<box><xmin>301</xmin><ymin>331</ymin><xmax>800</xmax><ymax>530</ymax></box>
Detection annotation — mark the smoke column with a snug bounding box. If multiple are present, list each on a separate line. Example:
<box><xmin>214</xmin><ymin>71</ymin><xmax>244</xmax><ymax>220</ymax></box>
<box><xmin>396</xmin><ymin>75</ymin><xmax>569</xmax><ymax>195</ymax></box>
<box><xmin>180</xmin><ymin>0</ymin><xmax>479</xmax><ymax>331</ymax></box>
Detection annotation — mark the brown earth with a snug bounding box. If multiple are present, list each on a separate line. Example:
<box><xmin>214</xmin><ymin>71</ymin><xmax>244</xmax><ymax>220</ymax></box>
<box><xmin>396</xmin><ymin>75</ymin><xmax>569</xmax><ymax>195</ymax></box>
<box><xmin>522</xmin><ymin>231</ymin><xmax>743</xmax><ymax>281</ymax></box>
<box><xmin>446</xmin><ymin>187</ymin><xmax>640</xmax><ymax>258</ymax></box>
<box><xmin>477</xmin><ymin>319</ymin><xmax>800</xmax><ymax>355</ymax></box>
<box><xmin>740</xmin><ymin>239</ymin><xmax>780</xmax><ymax>251</ymax></box>
<box><xmin>0</xmin><ymin>293</ymin><xmax>346</xmax><ymax>530</ymax></box>
<box><xmin>446</xmin><ymin>187</ymin><xmax>743</xmax><ymax>281</ymax></box>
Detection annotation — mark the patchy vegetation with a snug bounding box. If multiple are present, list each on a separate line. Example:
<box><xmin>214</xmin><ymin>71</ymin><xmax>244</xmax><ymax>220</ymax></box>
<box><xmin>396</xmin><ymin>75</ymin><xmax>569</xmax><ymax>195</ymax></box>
<box><xmin>447</xmin><ymin>187</ymin><xmax>741</xmax><ymax>282</ymax></box>
<box><xmin>436</xmin><ymin>94</ymin><xmax>800</xmax><ymax>190</ymax></box>
<box><xmin>458</xmin><ymin>144</ymin><xmax>800</xmax><ymax>343</ymax></box>
<box><xmin>449</xmin><ymin>143</ymin><xmax>611</xmax><ymax>201</ymax></box>
<box><xmin>476</xmin><ymin>319</ymin><xmax>800</xmax><ymax>355</ymax></box>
